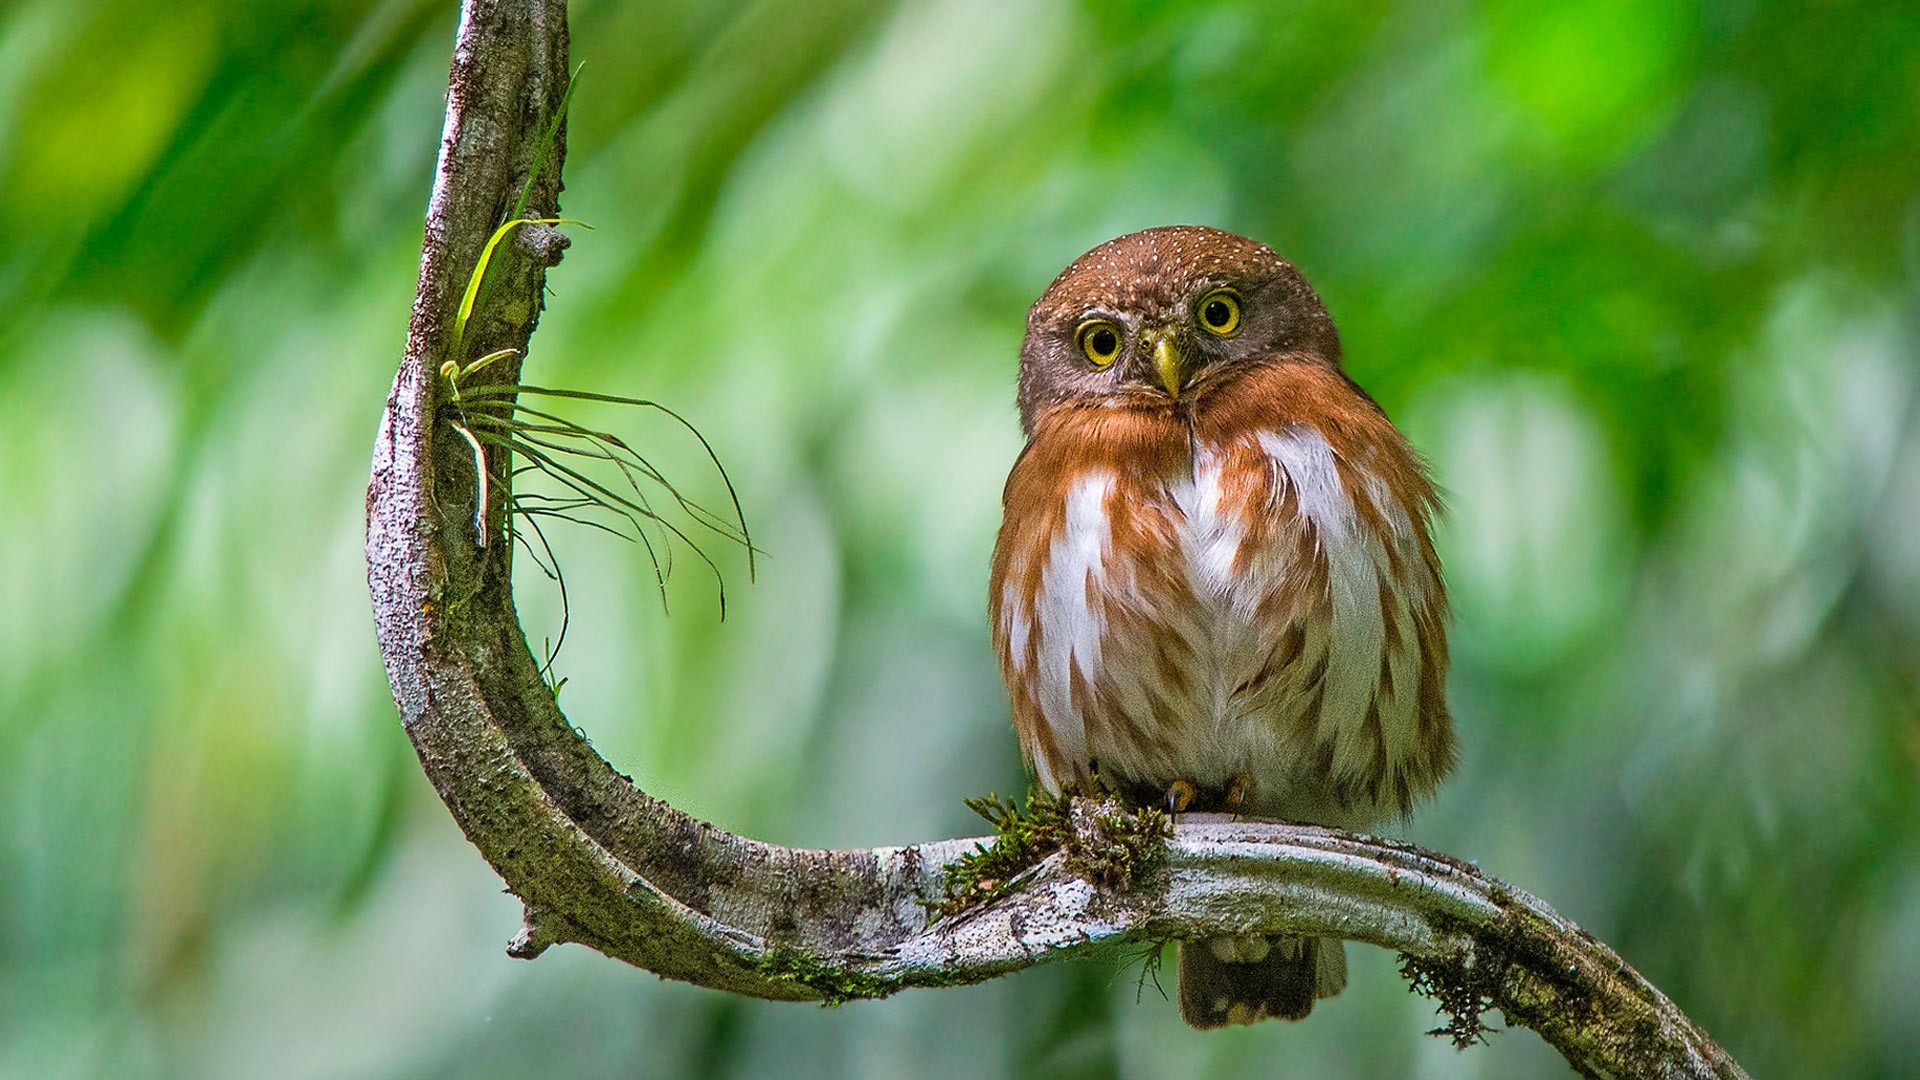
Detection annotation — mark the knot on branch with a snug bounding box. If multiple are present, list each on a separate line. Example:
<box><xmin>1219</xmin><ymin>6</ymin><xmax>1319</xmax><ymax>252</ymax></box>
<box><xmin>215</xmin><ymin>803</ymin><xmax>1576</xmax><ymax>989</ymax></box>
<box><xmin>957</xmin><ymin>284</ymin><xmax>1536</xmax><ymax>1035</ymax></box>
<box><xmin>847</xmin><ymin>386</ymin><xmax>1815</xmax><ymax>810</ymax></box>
<box><xmin>508</xmin><ymin>903</ymin><xmax>567</xmax><ymax>960</ymax></box>
<box><xmin>517</xmin><ymin>221</ymin><xmax>570</xmax><ymax>267</ymax></box>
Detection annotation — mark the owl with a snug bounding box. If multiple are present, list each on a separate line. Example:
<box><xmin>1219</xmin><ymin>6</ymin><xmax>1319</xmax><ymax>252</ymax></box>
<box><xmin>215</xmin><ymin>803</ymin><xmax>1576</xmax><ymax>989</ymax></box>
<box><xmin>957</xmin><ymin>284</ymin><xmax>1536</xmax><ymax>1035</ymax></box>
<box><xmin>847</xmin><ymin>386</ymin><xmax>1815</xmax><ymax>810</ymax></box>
<box><xmin>988</xmin><ymin>226</ymin><xmax>1455</xmax><ymax>1028</ymax></box>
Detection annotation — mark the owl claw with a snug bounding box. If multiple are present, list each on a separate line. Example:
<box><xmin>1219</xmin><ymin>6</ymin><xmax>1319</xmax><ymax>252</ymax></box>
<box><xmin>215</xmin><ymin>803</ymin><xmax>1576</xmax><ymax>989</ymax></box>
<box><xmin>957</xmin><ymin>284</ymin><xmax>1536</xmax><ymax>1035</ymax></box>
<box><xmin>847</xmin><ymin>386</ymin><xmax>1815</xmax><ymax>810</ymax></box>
<box><xmin>1225</xmin><ymin>773</ymin><xmax>1254</xmax><ymax>817</ymax></box>
<box><xmin>1166</xmin><ymin>779</ymin><xmax>1198</xmax><ymax>815</ymax></box>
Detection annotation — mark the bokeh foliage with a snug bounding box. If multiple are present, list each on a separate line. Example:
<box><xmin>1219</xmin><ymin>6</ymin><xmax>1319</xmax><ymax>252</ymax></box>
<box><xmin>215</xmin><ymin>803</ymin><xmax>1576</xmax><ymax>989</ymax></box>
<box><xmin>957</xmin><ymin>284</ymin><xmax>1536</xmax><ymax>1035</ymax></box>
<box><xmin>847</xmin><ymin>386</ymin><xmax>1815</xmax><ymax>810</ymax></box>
<box><xmin>3</xmin><ymin>1</ymin><xmax>1917</xmax><ymax>1077</ymax></box>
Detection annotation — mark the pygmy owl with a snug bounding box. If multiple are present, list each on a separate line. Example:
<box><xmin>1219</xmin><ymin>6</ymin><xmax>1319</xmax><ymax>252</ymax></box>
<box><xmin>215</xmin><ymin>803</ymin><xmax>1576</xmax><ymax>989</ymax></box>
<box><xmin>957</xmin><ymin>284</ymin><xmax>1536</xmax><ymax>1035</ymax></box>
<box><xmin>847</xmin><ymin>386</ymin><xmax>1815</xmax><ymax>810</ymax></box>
<box><xmin>988</xmin><ymin>226</ymin><xmax>1455</xmax><ymax>1028</ymax></box>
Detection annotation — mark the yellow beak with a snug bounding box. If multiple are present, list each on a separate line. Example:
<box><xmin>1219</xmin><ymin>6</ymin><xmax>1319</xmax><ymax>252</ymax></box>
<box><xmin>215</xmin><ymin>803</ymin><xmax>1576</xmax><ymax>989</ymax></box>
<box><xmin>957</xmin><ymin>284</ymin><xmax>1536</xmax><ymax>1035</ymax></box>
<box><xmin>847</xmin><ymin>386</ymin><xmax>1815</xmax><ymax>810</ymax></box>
<box><xmin>1153</xmin><ymin>335</ymin><xmax>1183</xmax><ymax>400</ymax></box>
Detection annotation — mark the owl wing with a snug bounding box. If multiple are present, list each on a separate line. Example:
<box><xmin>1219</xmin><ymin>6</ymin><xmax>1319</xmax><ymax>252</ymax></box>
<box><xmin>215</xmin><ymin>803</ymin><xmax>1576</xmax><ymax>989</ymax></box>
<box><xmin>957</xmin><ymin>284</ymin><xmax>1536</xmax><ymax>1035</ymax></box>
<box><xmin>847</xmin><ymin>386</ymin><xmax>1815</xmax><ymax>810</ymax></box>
<box><xmin>1221</xmin><ymin>416</ymin><xmax>1453</xmax><ymax>818</ymax></box>
<box><xmin>989</xmin><ymin>423</ymin><xmax>1105</xmax><ymax>792</ymax></box>
<box><xmin>989</xmin><ymin>403</ymin><xmax>1195</xmax><ymax>792</ymax></box>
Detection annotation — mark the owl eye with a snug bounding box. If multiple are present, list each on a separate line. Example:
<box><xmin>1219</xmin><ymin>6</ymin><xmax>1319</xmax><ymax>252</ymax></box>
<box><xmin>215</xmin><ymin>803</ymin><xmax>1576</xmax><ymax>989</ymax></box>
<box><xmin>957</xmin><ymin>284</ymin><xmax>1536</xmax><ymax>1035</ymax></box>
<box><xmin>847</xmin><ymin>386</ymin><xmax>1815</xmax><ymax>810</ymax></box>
<box><xmin>1198</xmin><ymin>290</ymin><xmax>1241</xmax><ymax>336</ymax></box>
<box><xmin>1077</xmin><ymin>320</ymin><xmax>1123</xmax><ymax>366</ymax></box>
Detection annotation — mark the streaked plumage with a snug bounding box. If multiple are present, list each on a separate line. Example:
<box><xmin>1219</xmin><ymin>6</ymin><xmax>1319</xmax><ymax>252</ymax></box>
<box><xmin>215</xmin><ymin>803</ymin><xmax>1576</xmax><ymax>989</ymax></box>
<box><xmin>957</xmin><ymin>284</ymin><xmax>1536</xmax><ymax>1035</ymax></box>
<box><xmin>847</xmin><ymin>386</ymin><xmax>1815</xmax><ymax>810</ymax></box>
<box><xmin>989</xmin><ymin>226</ymin><xmax>1454</xmax><ymax>1028</ymax></box>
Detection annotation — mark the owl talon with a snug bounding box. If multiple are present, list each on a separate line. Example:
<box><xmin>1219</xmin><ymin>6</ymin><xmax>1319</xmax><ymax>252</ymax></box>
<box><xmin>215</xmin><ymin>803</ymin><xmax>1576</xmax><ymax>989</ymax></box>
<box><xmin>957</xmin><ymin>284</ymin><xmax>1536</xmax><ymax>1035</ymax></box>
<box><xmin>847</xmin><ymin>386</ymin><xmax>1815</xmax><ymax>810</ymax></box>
<box><xmin>1225</xmin><ymin>773</ymin><xmax>1254</xmax><ymax>817</ymax></box>
<box><xmin>1165</xmin><ymin>779</ymin><xmax>1198</xmax><ymax>814</ymax></box>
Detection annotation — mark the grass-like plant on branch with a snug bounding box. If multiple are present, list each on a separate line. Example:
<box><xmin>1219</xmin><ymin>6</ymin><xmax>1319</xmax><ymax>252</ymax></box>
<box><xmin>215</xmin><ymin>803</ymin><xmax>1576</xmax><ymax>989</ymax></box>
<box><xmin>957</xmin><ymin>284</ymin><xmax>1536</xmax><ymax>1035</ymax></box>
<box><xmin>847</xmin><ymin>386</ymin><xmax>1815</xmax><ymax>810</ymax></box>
<box><xmin>436</xmin><ymin>217</ymin><xmax>754</xmax><ymax>694</ymax></box>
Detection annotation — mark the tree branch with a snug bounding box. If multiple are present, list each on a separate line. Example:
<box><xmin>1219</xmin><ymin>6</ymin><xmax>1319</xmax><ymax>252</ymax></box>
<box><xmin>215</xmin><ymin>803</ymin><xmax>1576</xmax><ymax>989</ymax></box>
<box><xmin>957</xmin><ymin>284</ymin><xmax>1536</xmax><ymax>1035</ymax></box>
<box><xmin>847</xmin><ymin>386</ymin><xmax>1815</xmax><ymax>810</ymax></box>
<box><xmin>364</xmin><ymin>3</ymin><xmax>1749</xmax><ymax>1077</ymax></box>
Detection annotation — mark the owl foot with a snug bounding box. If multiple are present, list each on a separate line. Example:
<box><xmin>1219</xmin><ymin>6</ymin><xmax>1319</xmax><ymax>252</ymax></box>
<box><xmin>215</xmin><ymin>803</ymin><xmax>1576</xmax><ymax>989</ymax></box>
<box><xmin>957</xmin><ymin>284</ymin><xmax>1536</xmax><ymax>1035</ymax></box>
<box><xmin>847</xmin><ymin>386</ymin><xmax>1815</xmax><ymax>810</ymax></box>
<box><xmin>1165</xmin><ymin>779</ymin><xmax>1198</xmax><ymax>815</ymax></box>
<box><xmin>1224</xmin><ymin>773</ymin><xmax>1255</xmax><ymax>817</ymax></box>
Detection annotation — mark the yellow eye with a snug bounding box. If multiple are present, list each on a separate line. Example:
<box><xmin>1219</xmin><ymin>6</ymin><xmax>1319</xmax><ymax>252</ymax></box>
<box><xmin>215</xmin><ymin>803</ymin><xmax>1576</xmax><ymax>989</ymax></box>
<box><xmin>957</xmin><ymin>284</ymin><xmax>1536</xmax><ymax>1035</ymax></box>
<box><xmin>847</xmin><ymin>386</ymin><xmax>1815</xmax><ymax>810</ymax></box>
<box><xmin>1078</xmin><ymin>320</ymin><xmax>1123</xmax><ymax>366</ymax></box>
<box><xmin>1198</xmin><ymin>290</ymin><xmax>1241</xmax><ymax>336</ymax></box>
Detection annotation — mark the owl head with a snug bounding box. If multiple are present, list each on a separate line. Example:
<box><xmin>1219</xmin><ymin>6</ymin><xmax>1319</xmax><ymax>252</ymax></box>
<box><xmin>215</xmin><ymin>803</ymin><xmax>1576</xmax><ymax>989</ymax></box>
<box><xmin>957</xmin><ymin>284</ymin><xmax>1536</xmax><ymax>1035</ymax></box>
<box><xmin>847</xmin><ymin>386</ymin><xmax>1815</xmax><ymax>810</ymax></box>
<box><xmin>1016</xmin><ymin>226</ymin><xmax>1342</xmax><ymax>434</ymax></box>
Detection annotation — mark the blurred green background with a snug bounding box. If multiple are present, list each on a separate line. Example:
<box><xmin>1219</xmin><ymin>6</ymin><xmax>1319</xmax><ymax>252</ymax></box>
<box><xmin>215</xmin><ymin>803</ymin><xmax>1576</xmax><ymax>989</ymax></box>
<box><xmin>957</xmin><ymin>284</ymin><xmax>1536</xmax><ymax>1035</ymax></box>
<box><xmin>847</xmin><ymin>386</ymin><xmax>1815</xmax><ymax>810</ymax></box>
<box><xmin>3</xmin><ymin>0</ymin><xmax>1918</xmax><ymax>1076</ymax></box>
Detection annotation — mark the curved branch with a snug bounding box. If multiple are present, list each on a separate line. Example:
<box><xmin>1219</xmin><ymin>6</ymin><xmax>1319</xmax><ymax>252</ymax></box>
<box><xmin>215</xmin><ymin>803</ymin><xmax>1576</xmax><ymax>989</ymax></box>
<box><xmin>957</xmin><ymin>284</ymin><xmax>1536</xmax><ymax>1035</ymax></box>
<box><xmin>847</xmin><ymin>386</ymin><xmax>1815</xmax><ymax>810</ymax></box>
<box><xmin>364</xmin><ymin>3</ymin><xmax>1748</xmax><ymax>1078</ymax></box>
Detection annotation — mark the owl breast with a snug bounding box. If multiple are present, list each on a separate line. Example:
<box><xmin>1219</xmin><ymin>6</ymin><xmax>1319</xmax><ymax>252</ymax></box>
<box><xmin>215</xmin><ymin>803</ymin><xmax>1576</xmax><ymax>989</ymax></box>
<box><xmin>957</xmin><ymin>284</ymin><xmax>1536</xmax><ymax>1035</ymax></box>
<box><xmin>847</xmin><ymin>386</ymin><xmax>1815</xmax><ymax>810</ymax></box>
<box><xmin>991</xmin><ymin>367</ymin><xmax>1453</xmax><ymax>828</ymax></box>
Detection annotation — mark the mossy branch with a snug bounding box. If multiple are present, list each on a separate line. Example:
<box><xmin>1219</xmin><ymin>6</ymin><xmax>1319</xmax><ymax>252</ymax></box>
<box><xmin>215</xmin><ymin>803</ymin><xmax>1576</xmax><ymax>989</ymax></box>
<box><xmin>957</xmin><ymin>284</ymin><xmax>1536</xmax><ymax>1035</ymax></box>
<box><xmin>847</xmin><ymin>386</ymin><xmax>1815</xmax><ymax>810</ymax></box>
<box><xmin>365</xmin><ymin>3</ymin><xmax>1749</xmax><ymax>1078</ymax></box>
<box><xmin>927</xmin><ymin>783</ymin><xmax>1171</xmax><ymax>921</ymax></box>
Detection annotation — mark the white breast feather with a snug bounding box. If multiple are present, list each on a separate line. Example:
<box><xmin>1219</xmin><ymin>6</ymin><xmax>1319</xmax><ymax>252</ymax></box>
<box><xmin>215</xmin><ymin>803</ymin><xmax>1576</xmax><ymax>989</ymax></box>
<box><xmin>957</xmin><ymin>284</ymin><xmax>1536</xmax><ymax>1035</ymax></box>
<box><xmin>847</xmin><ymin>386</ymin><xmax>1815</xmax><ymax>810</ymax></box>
<box><xmin>1020</xmin><ymin>469</ymin><xmax>1116</xmax><ymax>789</ymax></box>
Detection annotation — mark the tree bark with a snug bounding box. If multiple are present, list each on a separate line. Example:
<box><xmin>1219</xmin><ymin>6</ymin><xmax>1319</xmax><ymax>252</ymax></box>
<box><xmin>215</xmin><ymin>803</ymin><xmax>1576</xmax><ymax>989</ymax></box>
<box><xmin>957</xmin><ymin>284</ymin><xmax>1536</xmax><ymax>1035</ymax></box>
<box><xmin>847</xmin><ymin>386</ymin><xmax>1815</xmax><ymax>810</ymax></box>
<box><xmin>364</xmin><ymin>3</ymin><xmax>1750</xmax><ymax>1077</ymax></box>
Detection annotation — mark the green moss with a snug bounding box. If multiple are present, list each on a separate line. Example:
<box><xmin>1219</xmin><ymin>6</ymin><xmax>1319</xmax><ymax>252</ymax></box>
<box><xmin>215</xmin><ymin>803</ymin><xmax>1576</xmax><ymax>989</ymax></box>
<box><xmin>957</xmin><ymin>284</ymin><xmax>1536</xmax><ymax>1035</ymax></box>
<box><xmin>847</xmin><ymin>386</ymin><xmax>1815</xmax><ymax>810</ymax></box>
<box><xmin>922</xmin><ymin>786</ymin><xmax>1072</xmax><ymax>919</ymax></box>
<box><xmin>756</xmin><ymin>945</ymin><xmax>898</xmax><ymax>1006</ymax></box>
<box><xmin>1400</xmin><ymin>893</ymin><xmax>1622</xmax><ymax>1055</ymax></box>
<box><xmin>1066</xmin><ymin>796</ymin><xmax>1172</xmax><ymax>890</ymax></box>
<box><xmin>925</xmin><ymin>781</ymin><xmax>1170</xmax><ymax>920</ymax></box>
<box><xmin>1399</xmin><ymin>948</ymin><xmax>1503</xmax><ymax>1048</ymax></box>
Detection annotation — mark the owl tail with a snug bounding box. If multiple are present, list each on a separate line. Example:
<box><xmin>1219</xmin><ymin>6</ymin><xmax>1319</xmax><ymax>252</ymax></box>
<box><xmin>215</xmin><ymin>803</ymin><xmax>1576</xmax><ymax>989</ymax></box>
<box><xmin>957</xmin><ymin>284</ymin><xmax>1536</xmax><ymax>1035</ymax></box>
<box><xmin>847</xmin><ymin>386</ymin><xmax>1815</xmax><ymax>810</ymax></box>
<box><xmin>1177</xmin><ymin>935</ymin><xmax>1346</xmax><ymax>1028</ymax></box>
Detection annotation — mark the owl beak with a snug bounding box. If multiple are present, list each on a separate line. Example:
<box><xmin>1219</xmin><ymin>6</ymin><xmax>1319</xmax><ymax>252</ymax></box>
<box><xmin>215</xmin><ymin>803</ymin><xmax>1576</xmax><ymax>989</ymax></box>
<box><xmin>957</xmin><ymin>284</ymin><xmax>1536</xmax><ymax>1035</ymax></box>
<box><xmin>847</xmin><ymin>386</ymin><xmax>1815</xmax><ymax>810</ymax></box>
<box><xmin>1152</xmin><ymin>334</ymin><xmax>1184</xmax><ymax>400</ymax></box>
